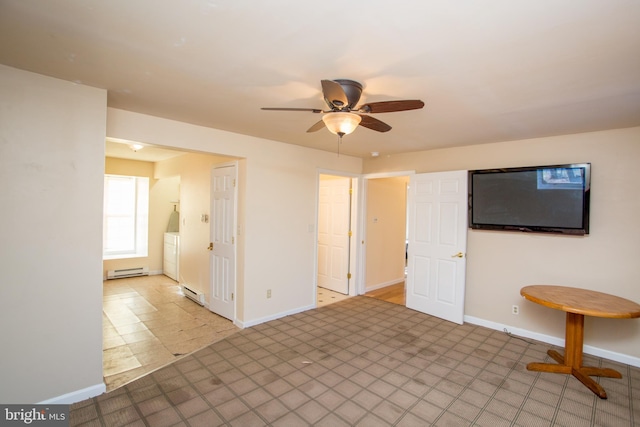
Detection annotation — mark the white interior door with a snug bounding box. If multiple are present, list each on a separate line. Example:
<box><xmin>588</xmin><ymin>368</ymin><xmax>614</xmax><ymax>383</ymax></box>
<box><xmin>406</xmin><ymin>170</ymin><xmax>468</xmax><ymax>324</ymax></box>
<box><xmin>209</xmin><ymin>163</ymin><xmax>236</xmax><ymax>320</ymax></box>
<box><xmin>317</xmin><ymin>175</ymin><xmax>351</xmax><ymax>294</ymax></box>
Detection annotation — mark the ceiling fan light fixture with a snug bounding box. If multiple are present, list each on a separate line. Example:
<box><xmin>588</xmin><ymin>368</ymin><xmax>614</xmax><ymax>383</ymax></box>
<box><xmin>322</xmin><ymin>112</ymin><xmax>362</xmax><ymax>136</ymax></box>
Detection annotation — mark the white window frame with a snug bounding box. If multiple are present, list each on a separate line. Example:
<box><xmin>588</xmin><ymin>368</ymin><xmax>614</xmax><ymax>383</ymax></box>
<box><xmin>103</xmin><ymin>174</ymin><xmax>149</xmax><ymax>260</ymax></box>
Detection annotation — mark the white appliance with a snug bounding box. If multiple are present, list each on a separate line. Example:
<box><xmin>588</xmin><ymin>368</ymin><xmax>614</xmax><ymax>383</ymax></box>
<box><xmin>163</xmin><ymin>232</ymin><xmax>180</xmax><ymax>281</ymax></box>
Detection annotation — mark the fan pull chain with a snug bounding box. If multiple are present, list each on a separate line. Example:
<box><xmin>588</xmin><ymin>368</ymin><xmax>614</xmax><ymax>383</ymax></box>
<box><xmin>337</xmin><ymin>132</ymin><xmax>345</xmax><ymax>157</ymax></box>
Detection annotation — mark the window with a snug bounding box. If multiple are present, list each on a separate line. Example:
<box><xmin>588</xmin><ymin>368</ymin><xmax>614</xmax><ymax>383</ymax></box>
<box><xmin>103</xmin><ymin>174</ymin><xmax>149</xmax><ymax>259</ymax></box>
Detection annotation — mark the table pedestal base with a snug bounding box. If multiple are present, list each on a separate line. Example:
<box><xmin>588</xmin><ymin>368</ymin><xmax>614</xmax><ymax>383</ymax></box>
<box><xmin>525</xmin><ymin>312</ymin><xmax>621</xmax><ymax>399</ymax></box>
<box><xmin>527</xmin><ymin>350</ymin><xmax>621</xmax><ymax>399</ymax></box>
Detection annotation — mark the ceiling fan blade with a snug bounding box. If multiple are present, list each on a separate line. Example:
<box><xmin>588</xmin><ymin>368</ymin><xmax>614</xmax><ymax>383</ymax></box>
<box><xmin>358</xmin><ymin>100</ymin><xmax>425</xmax><ymax>114</ymax></box>
<box><xmin>321</xmin><ymin>80</ymin><xmax>349</xmax><ymax>109</ymax></box>
<box><xmin>306</xmin><ymin>120</ymin><xmax>326</xmax><ymax>133</ymax></box>
<box><xmin>359</xmin><ymin>115</ymin><xmax>392</xmax><ymax>132</ymax></box>
<box><xmin>261</xmin><ymin>107</ymin><xmax>323</xmax><ymax>113</ymax></box>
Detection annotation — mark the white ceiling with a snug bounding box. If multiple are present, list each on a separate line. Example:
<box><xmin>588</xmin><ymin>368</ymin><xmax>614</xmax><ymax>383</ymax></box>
<box><xmin>1</xmin><ymin>0</ymin><xmax>639</xmax><ymax>158</ymax></box>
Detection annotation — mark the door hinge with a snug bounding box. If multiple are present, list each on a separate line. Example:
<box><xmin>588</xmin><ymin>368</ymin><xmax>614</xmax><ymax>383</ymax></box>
<box><xmin>347</xmin><ymin>273</ymin><xmax>352</xmax><ymax>279</ymax></box>
<box><xmin>349</xmin><ymin>188</ymin><xmax>353</xmax><ymax>195</ymax></box>
<box><xmin>231</xmin><ymin>293</ymin><xmax>234</xmax><ymax>301</ymax></box>
<box><xmin>232</xmin><ymin>236</ymin><xmax>235</xmax><ymax>244</ymax></box>
<box><xmin>348</xmin><ymin>230</ymin><xmax>352</xmax><ymax>237</ymax></box>
<box><xmin>233</xmin><ymin>179</ymin><xmax>236</xmax><ymax>187</ymax></box>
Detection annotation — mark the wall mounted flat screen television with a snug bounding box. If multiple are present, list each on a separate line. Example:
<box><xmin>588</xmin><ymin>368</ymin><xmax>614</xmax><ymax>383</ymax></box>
<box><xmin>468</xmin><ymin>163</ymin><xmax>591</xmax><ymax>235</ymax></box>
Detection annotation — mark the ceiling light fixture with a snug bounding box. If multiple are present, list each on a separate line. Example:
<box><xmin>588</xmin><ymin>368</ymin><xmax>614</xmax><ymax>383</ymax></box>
<box><xmin>130</xmin><ymin>143</ymin><xmax>144</xmax><ymax>152</ymax></box>
<box><xmin>322</xmin><ymin>112</ymin><xmax>362</xmax><ymax>137</ymax></box>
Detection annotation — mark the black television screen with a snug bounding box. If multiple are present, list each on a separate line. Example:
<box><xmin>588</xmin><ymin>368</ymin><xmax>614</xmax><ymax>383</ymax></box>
<box><xmin>468</xmin><ymin>163</ymin><xmax>591</xmax><ymax>235</ymax></box>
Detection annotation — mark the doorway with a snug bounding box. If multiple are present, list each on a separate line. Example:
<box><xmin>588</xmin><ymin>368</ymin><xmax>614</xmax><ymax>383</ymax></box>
<box><xmin>361</xmin><ymin>170</ymin><xmax>468</xmax><ymax>323</ymax></box>
<box><xmin>362</xmin><ymin>175</ymin><xmax>410</xmax><ymax>302</ymax></box>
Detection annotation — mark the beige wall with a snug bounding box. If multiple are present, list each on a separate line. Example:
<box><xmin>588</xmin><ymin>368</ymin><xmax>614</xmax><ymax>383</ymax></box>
<box><xmin>365</xmin><ymin>176</ymin><xmax>408</xmax><ymax>290</ymax></box>
<box><xmin>0</xmin><ymin>65</ymin><xmax>106</xmax><ymax>403</ymax></box>
<box><xmin>363</xmin><ymin>127</ymin><xmax>640</xmax><ymax>361</ymax></box>
<box><xmin>103</xmin><ymin>157</ymin><xmax>181</xmax><ymax>276</ymax></box>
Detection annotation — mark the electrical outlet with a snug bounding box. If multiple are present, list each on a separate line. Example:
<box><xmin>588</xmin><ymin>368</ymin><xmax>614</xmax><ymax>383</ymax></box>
<box><xmin>267</xmin><ymin>289</ymin><xmax>272</xmax><ymax>299</ymax></box>
<box><xmin>512</xmin><ymin>305</ymin><xmax>519</xmax><ymax>315</ymax></box>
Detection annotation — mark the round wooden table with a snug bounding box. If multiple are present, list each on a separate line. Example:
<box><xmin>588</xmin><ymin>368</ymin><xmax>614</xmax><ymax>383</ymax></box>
<box><xmin>520</xmin><ymin>285</ymin><xmax>640</xmax><ymax>399</ymax></box>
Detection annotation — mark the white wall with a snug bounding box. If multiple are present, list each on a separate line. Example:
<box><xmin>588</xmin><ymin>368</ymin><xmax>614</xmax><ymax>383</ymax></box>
<box><xmin>106</xmin><ymin>108</ymin><xmax>363</xmax><ymax>326</ymax></box>
<box><xmin>363</xmin><ymin>127</ymin><xmax>640</xmax><ymax>362</ymax></box>
<box><xmin>0</xmin><ymin>65</ymin><xmax>106</xmax><ymax>403</ymax></box>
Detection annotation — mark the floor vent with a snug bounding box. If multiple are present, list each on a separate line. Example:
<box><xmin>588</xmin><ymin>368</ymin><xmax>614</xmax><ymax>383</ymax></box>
<box><xmin>182</xmin><ymin>285</ymin><xmax>205</xmax><ymax>306</ymax></box>
<box><xmin>107</xmin><ymin>267</ymin><xmax>149</xmax><ymax>280</ymax></box>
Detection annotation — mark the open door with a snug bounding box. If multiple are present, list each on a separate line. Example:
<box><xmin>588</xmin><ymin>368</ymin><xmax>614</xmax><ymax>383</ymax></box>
<box><xmin>406</xmin><ymin>170</ymin><xmax>468</xmax><ymax>324</ymax></box>
<box><xmin>209</xmin><ymin>163</ymin><xmax>237</xmax><ymax>320</ymax></box>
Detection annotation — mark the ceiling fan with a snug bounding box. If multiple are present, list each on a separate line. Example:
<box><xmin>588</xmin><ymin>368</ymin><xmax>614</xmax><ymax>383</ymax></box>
<box><xmin>261</xmin><ymin>79</ymin><xmax>424</xmax><ymax>137</ymax></box>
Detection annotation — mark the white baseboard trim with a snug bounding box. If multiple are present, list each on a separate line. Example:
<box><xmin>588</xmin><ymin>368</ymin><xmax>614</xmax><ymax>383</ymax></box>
<box><xmin>364</xmin><ymin>278</ymin><xmax>405</xmax><ymax>293</ymax></box>
<box><xmin>102</xmin><ymin>270</ymin><xmax>162</xmax><ymax>281</ymax></box>
<box><xmin>464</xmin><ymin>315</ymin><xmax>640</xmax><ymax>368</ymax></box>
<box><xmin>236</xmin><ymin>304</ymin><xmax>316</xmax><ymax>329</ymax></box>
<box><xmin>38</xmin><ymin>382</ymin><xmax>106</xmax><ymax>405</ymax></box>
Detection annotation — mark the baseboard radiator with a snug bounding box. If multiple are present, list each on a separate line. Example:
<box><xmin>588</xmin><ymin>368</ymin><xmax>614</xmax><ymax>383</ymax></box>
<box><xmin>182</xmin><ymin>285</ymin><xmax>205</xmax><ymax>306</ymax></box>
<box><xmin>106</xmin><ymin>267</ymin><xmax>149</xmax><ymax>280</ymax></box>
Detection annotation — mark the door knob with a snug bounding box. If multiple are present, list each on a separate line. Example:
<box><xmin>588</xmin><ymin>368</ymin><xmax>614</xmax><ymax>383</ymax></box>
<box><xmin>451</xmin><ymin>252</ymin><xmax>464</xmax><ymax>258</ymax></box>
<box><xmin>207</xmin><ymin>242</ymin><xmax>214</xmax><ymax>251</ymax></box>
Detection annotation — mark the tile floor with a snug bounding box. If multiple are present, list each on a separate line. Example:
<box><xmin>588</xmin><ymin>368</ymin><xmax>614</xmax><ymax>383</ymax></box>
<box><xmin>103</xmin><ymin>275</ymin><xmax>239</xmax><ymax>391</ymax></box>
<box><xmin>316</xmin><ymin>287</ymin><xmax>352</xmax><ymax>308</ymax></box>
<box><xmin>103</xmin><ymin>278</ymin><xmax>352</xmax><ymax>391</ymax></box>
<box><xmin>74</xmin><ymin>296</ymin><xmax>640</xmax><ymax>426</ymax></box>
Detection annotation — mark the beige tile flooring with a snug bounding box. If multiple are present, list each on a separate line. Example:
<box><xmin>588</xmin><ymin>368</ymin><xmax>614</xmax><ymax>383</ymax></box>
<box><xmin>103</xmin><ymin>278</ymin><xmax>352</xmax><ymax>392</ymax></box>
<box><xmin>316</xmin><ymin>287</ymin><xmax>352</xmax><ymax>308</ymax></box>
<box><xmin>75</xmin><ymin>295</ymin><xmax>640</xmax><ymax>426</ymax></box>
<box><xmin>103</xmin><ymin>275</ymin><xmax>239</xmax><ymax>391</ymax></box>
